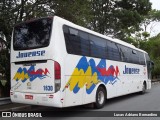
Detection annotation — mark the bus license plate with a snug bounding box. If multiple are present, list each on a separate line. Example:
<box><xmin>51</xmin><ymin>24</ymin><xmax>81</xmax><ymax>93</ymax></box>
<box><xmin>25</xmin><ymin>95</ymin><xmax>33</xmax><ymax>100</ymax></box>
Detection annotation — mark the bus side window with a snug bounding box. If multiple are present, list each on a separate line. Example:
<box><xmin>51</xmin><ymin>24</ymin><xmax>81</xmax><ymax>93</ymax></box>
<box><xmin>139</xmin><ymin>52</ymin><xmax>145</xmax><ymax>65</ymax></box>
<box><xmin>130</xmin><ymin>49</ymin><xmax>140</xmax><ymax>64</ymax></box>
<box><xmin>63</xmin><ymin>26</ymin><xmax>81</xmax><ymax>55</ymax></box>
<box><xmin>79</xmin><ymin>31</ymin><xmax>90</xmax><ymax>56</ymax></box>
<box><xmin>107</xmin><ymin>41</ymin><xmax>121</xmax><ymax>61</ymax></box>
<box><xmin>89</xmin><ymin>34</ymin><xmax>107</xmax><ymax>59</ymax></box>
<box><xmin>63</xmin><ymin>26</ymin><xmax>75</xmax><ymax>54</ymax></box>
<box><xmin>68</xmin><ymin>28</ymin><xmax>81</xmax><ymax>55</ymax></box>
<box><xmin>118</xmin><ymin>45</ymin><xmax>126</xmax><ymax>62</ymax></box>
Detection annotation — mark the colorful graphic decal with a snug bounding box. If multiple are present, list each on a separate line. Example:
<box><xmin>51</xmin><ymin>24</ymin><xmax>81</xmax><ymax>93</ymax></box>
<box><xmin>63</xmin><ymin>56</ymin><xmax>120</xmax><ymax>94</ymax></box>
<box><xmin>13</xmin><ymin>65</ymin><xmax>50</xmax><ymax>83</ymax></box>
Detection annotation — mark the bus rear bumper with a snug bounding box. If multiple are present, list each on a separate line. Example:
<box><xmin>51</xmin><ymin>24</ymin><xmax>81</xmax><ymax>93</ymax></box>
<box><xmin>10</xmin><ymin>91</ymin><xmax>63</xmax><ymax>108</ymax></box>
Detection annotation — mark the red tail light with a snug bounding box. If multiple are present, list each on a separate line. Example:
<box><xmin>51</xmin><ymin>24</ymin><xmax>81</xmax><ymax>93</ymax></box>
<box><xmin>54</xmin><ymin>61</ymin><xmax>61</xmax><ymax>79</ymax></box>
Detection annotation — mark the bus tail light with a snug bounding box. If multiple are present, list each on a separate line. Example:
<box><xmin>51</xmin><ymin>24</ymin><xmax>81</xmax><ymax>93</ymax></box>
<box><xmin>54</xmin><ymin>61</ymin><xmax>61</xmax><ymax>92</ymax></box>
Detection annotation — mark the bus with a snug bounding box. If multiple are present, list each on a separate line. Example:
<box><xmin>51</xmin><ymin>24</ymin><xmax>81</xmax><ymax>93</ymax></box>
<box><xmin>10</xmin><ymin>16</ymin><xmax>153</xmax><ymax>108</ymax></box>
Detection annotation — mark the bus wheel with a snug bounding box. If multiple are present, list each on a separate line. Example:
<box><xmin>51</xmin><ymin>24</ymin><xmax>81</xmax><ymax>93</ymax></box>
<box><xmin>141</xmin><ymin>82</ymin><xmax>146</xmax><ymax>94</ymax></box>
<box><xmin>94</xmin><ymin>86</ymin><xmax>106</xmax><ymax>109</ymax></box>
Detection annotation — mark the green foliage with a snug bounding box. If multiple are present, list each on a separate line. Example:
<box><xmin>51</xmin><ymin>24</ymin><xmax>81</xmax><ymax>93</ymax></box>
<box><xmin>142</xmin><ymin>31</ymin><xmax>150</xmax><ymax>40</ymax></box>
<box><xmin>90</xmin><ymin>0</ymin><xmax>152</xmax><ymax>42</ymax></box>
<box><xmin>0</xmin><ymin>49</ymin><xmax>10</xmax><ymax>82</ymax></box>
<box><xmin>50</xmin><ymin>0</ymin><xmax>92</xmax><ymax>27</ymax></box>
<box><xmin>152</xmin><ymin>57</ymin><xmax>160</xmax><ymax>77</ymax></box>
<box><xmin>0</xmin><ymin>0</ymin><xmax>92</xmax><ymax>44</ymax></box>
<box><xmin>140</xmin><ymin>34</ymin><xmax>160</xmax><ymax>77</ymax></box>
<box><xmin>148</xmin><ymin>34</ymin><xmax>160</xmax><ymax>58</ymax></box>
<box><xmin>0</xmin><ymin>0</ymin><xmax>54</xmax><ymax>42</ymax></box>
<box><xmin>0</xmin><ymin>0</ymin><xmax>153</xmax><ymax>45</ymax></box>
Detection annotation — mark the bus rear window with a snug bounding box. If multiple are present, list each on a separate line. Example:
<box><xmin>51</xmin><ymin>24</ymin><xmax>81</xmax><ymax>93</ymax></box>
<box><xmin>13</xmin><ymin>17</ymin><xmax>53</xmax><ymax>50</ymax></box>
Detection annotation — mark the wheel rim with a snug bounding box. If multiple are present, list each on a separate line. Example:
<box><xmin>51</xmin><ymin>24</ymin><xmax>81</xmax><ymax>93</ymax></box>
<box><xmin>98</xmin><ymin>91</ymin><xmax>105</xmax><ymax>105</ymax></box>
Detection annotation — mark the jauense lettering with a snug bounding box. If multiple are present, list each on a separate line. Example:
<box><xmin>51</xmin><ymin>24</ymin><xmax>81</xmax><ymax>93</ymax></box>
<box><xmin>16</xmin><ymin>50</ymin><xmax>45</xmax><ymax>58</ymax></box>
<box><xmin>123</xmin><ymin>65</ymin><xmax>140</xmax><ymax>74</ymax></box>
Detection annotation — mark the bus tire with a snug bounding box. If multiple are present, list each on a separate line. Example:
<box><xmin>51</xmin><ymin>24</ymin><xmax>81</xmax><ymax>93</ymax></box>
<box><xmin>141</xmin><ymin>82</ymin><xmax>146</xmax><ymax>94</ymax></box>
<box><xmin>94</xmin><ymin>86</ymin><xmax>106</xmax><ymax>109</ymax></box>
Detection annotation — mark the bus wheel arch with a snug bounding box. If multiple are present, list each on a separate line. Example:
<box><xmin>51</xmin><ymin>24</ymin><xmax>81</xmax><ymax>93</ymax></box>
<box><xmin>94</xmin><ymin>84</ymin><xmax>107</xmax><ymax>109</ymax></box>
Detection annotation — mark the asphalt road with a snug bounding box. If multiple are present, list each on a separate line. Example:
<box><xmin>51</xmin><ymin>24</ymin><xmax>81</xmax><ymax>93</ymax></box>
<box><xmin>1</xmin><ymin>82</ymin><xmax>160</xmax><ymax>120</ymax></box>
<box><xmin>35</xmin><ymin>82</ymin><xmax>160</xmax><ymax>111</ymax></box>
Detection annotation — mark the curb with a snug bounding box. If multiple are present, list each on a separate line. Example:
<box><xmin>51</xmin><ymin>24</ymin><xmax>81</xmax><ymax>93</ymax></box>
<box><xmin>152</xmin><ymin>81</ymin><xmax>160</xmax><ymax>85</ymax></box>
<box><xmin>0</xmin><ymin>105</ymin><xmax>32</xmax><ymax>112</ymax></box>
<box><xmin>11</xmin><ymin>105</ymin><xmax>31</xmax><ymax>111</ymax></box>
<box><xmin>0</xmin><ymin>97</ymin><xmax>11</xmax><ymax>106</ymax></box>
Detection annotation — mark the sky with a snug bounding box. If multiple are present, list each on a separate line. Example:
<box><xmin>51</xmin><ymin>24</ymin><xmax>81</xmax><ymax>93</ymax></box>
<box><xmin>148</xmin><ymin>0</ymin><xmax>160</xmax><ymax>37</ymax></box>
<box><xmin>150</xmin><ymin>0</ymin><xmax>160</xmax><ymax>10</ymax></box>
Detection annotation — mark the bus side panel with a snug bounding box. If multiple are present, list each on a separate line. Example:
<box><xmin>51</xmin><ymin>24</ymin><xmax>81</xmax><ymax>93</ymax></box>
<box><xmin>63</xmin><ymin>56</ymin><xmax>121</xmax><ymax>106</ymax></box>
<box><xmin>63</xmin><ymin>55</ymin><xmax>84</xmax><ymax>107</ymax></box>
<box><xmin>83</xmin><ymin>58</ymin><xmax>117</xmax><ymax>104</ymax></box>
<box><xmin>63</xmin><ymin>57</ymin><xmax>149</xmax><ymax>106</ymax></box>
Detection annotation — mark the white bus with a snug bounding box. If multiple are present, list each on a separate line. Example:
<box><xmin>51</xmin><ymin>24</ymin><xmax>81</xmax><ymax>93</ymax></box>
<box><xmin>10</xmin><ymin>16</ymin><xmax>153</xmax><ymax>108</ymax></box>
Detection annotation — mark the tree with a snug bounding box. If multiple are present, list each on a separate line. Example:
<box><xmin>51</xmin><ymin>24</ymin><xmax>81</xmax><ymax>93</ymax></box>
<box><xmin>0</xmin><ymin>0</ymin><xmax>92</xmax><ymax>45</ymax></box>
<box><xmin>0</xmin><ymin>0</ymin><xmax>55</xmax><ymax>90</ymax></box>
<box><xmin>0</xmin><ymin>0</ymin><xmax>55</xmax><ymax>45</ymax></box>
<box><xmin>90</xmin><ymin>0</ymin><xmax>152</xmax><ymax>42</ymax></box>
<box><xmin>140</xmin><ymin>34</ymin><xmax>160</xmax><ymax>78</ymax></box>
<box><xmin>50</xmin><ymin>0</ymin><xmax>92</xmax><ymax>27</ymax></box>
